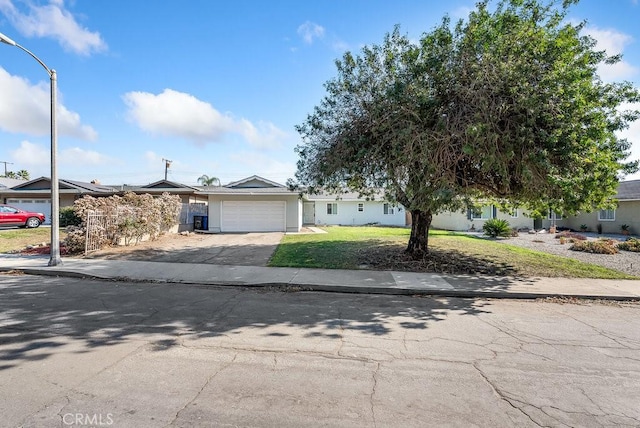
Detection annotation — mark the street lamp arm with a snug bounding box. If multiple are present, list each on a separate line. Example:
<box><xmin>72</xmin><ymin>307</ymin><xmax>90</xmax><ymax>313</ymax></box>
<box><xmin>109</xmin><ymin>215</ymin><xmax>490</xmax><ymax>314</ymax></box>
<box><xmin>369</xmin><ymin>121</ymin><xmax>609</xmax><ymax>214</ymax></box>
<box><xmin>0</xmin><ymin>32</ymin><xmax>52</xmax><ymax>76</ymax></box>
<box><xmin>14</xmin><ymin>43</ymin><xmax>53</xmax><ymax>77</ymax></box>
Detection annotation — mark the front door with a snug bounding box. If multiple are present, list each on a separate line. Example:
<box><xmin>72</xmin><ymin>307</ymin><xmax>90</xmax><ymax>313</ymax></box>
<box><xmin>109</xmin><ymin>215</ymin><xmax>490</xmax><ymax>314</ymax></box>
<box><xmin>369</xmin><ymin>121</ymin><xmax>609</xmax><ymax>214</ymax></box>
<box><xmin>303</xmin><ymin>202</ymin><xmax>315</xmax><ymax>224</ymax></box>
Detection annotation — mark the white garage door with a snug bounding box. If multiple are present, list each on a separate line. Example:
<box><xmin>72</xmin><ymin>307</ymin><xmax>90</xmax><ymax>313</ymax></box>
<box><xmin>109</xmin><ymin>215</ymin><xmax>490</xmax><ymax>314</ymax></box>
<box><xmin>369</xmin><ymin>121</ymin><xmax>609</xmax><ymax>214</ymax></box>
<box><xmin>221</xmin><ymin>201</ymin><xmax>286</xmax><ymax>232</ymax></box>
<box><xmin>6</xmin><ymin>199</ymin><xmax>51</xmax><ymax>225</ymax></box>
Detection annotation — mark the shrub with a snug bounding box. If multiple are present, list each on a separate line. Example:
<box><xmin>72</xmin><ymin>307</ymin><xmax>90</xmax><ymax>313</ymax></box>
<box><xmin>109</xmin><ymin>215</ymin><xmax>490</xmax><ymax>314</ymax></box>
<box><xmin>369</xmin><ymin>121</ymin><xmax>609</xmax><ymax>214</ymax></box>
<box><xmin>555</xmin><ymin>231</ymin><xmax>587</xmax><ymax>241</ymax></box>
<box><xmin>62</xmin><ymin>226</ymin><xmax>86</xmax><ymax>254</ymax></box>
<box><xmin>59</xmin><ymin>206</ymin><xmax>82</xmax><ymax>227</ymax></box>
<box><xmin>570</xmin><ymin>239</ymin><xmax>618</xmax><ymax>254</ymax></box>
<box><xmin>618</xmin><ymin>237</ymin><xmax>640</xmax><ymax>253</ymax></box>
<box><xmin>68</xmin><ymin>192</ymin><xmax>182</xmax><ymax>252</ymax></box>
<box><xmin>483</xmin><ymin>218</ymin><xmax>511</xmax><ymax>238</ymax></box>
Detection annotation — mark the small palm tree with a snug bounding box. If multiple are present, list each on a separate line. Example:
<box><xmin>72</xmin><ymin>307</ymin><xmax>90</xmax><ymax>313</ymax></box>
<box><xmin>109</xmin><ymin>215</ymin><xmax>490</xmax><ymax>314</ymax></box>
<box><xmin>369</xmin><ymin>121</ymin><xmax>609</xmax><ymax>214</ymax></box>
<box><xmin>197</xmin><ymin>174</ymin><xmax>221</xmax><ymax>186</ymax></box>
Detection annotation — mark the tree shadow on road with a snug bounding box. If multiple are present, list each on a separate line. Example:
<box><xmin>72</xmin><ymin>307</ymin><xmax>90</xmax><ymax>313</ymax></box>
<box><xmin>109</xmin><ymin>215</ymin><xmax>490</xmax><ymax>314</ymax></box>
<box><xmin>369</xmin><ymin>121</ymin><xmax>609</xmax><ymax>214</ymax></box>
<box><xmin>0</xmin><ymin>274</ymin><xmax>496</xmax><ymax>369</ymax></box>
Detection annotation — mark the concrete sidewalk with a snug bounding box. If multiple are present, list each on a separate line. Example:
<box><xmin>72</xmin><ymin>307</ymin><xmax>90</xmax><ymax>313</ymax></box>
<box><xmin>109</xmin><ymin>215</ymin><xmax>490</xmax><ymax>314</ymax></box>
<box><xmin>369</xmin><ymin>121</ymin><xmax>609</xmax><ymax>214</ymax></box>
<box><xmin>1</xmin><ymin>254</ymin><xmax>639</xmax><ymax>300</ymax></box>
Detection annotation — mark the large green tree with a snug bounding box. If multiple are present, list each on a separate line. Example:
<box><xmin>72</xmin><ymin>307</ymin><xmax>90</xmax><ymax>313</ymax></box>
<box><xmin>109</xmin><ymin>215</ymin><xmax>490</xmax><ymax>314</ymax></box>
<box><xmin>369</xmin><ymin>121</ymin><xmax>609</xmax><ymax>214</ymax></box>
<box><xmin>294</xmin><ymin>0</ymin><xmax>639</xmax><ymax>256</ymax></box>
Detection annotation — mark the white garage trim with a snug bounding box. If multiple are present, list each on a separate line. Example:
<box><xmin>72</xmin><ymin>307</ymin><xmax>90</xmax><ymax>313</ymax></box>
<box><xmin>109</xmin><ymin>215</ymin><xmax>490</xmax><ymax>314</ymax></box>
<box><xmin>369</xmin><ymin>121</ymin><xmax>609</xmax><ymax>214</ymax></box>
<box><xmin>221</xmin><ymin>201</ymin><xmax>286</xmax><ymax>232</ymax></box>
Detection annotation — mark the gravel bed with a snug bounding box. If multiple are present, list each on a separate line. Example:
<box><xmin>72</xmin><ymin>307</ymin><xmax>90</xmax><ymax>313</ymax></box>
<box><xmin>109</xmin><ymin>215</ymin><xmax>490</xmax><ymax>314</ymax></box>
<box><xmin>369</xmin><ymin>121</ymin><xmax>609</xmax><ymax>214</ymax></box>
<box><xmin>485</xmin><ymin>232</ymin><xmax>640</xmax><ymax>276</ymax></box>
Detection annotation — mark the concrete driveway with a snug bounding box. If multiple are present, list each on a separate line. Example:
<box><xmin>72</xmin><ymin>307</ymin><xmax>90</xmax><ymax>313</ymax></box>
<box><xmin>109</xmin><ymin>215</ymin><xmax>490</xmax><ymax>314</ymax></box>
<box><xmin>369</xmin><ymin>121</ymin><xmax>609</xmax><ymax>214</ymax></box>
<box><xmin>85</xmin><ymin>232</ymin><xmax>284</xmax><ymax>266</ymax></box>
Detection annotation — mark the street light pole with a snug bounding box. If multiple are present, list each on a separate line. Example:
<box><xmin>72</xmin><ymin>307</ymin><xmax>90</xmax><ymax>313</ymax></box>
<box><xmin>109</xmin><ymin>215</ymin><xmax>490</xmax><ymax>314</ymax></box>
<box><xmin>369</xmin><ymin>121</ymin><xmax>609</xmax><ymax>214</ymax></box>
<box><xmin>0</xmin><ymin>32</ymin><xmax>62</xmax><ymax>266</ymax></box>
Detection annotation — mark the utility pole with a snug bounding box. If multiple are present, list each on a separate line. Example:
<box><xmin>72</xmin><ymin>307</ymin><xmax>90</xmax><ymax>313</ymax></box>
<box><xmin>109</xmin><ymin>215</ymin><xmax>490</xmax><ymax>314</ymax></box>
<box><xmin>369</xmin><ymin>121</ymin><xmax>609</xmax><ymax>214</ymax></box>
<box><xmin>162</xmin><ymin>158</ymin><xmax>172</xmax><ymax>180</ymax></box>
<box><xmin>0</xmin><ymin>160</ymin><xmax>14</xmax><ymax>176</ymax></box>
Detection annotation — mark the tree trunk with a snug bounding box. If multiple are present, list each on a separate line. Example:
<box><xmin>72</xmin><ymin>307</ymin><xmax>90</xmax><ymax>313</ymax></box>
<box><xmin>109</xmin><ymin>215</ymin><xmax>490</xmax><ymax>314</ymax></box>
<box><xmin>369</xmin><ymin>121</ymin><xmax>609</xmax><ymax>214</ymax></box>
<box><xmin>406</xmin><ymin>209</ymin><xmax>432</xmax><ymax>257</ymax></box>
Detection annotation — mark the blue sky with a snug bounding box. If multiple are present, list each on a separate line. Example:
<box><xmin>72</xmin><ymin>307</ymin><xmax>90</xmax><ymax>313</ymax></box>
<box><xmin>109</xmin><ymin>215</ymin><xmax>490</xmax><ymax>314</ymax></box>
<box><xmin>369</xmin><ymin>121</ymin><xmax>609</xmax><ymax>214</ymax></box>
<box><xmin>0</xmin><ymin>0</ymin><xmax>639</xmax><ymax>186</ymax></box>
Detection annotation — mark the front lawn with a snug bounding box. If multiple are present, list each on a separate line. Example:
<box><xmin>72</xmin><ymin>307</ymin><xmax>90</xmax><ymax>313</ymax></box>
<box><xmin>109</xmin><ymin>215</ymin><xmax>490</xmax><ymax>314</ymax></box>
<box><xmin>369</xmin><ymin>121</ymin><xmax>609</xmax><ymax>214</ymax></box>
<box><xmin>269</xmin><ymin>226</ymin><xmax>636</xmax><ymax>279</ymax></box>
<box><xmin>0</xmin><ymin>228</ymin><xmax>67</xmax><ymax>254</ymax></box>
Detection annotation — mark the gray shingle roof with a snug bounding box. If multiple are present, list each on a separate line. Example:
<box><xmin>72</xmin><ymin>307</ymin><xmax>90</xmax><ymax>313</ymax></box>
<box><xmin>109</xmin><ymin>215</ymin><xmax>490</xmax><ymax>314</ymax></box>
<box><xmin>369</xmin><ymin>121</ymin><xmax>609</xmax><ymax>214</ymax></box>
<box><xmin>197</xmin><ymin>187</ymin><xmax>295</xmax><ymax>195</ymax></box>
<box><xmin>616</xmin><ymin>179</ymin><xmax>640</xmax><ymax>200</ymax></box>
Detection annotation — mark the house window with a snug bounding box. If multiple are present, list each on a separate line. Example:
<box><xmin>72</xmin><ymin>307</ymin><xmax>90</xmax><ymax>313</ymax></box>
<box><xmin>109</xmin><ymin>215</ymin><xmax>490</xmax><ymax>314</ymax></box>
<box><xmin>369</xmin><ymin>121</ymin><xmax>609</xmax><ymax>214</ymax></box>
<box><xmin>548</xmin><ymin>210</ymin><xmax>563</xmax><ymax>221</ymax></box>
<box><xmin>327</xmin><ymin>203</ymin><xmax>338</xmax><ymax>215</ymax></box>
<box><xmin>598</xmin><ymin>209</ymin><xmax>615</xmax><ymax>221</ymax></box>
<box><xmin>357</xmin><ymin>203</ymin><xmax>364</xmax><ymax>212</ymax></box>
<box><xmin>471</xmin><ymin>205</ymin><xmax>493</xmax><ymax>220</ymax></box>
<box><xmin>383</xmin><ymin>203</ymin><xmax>395</xmax><ymax>215</ymax></box>
<box><xmin>510</xmin><ymin>209</ymin><xmax>519</xmax><ymax>218</ymax></box>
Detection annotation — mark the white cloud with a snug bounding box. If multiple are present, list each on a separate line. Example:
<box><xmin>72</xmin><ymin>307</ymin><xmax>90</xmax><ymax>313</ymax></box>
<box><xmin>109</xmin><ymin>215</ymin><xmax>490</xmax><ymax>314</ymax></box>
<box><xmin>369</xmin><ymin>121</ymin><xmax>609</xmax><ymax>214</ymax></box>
<box><xmin>123</xmin><ymin>89</ymin><xmax>286</xmax><ymax>149</ymax></box>
<box><xmin>10</xmin><ymin>140</ymin><xmax>49</xmax><ymax>166</ymax></box>
<box><xmin>236</xmin><ymin>119</ymin><xmax>287</xmax><ymax>149</ymax></box>
<box><xmin>0</xmin><ymin>68</ymin><xmax>98</xmax><ymax>140</ymax></box>
<box><xmin>60</xmin><ymin>147</ymin><xmax>111</xmax><ymax>165</ymax></box>
<box><xmin>584</xmin><ymin>26</ymin><xmax>638</xmax><ymax>81</ymax></box>
<box><xmin>0</xmin><ymin>0</ymin><xmax>106</xmax><ymax>55</ymax></box>
<box><xmin>297</xmin><ymin>21</ymin><xmax>325</xmax><ymax>44</ymax></box>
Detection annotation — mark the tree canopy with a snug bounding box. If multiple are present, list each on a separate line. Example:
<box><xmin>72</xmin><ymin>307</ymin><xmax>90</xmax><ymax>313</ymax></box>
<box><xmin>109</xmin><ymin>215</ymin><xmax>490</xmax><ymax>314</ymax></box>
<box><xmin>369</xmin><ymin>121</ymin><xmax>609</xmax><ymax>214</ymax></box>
<box><xmin>294</xmin><ymin>0</ymin><xmax>639</xmax><ymax>255</ymax></box>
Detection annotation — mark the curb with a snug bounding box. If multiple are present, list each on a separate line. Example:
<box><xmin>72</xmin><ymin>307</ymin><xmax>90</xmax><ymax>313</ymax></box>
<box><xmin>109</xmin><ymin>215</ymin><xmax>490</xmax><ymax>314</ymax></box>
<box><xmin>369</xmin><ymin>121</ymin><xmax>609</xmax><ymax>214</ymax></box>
<box><xmin>2</xmin><ymin>267</ymin><xmax>639</xmax><ymax>301</ymax></box>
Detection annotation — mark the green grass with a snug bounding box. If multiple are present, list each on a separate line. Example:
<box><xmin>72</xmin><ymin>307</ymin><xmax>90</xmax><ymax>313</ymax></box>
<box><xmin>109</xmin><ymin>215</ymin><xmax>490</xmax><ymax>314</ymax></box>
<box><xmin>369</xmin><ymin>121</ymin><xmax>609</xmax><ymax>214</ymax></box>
<box><xmin>269</xmin><ymin>226</ymin><xmax>637</xmax><ymax>279</ymax></box>
<box><xmin>269</xmin><ymin>226</ymin><xmax>410</xmax><ymax>269</ymax></box>
<box><xmin>0</xmin><ymin>228</ymin><xmax>66</xmax><ymax>253</ymax></box>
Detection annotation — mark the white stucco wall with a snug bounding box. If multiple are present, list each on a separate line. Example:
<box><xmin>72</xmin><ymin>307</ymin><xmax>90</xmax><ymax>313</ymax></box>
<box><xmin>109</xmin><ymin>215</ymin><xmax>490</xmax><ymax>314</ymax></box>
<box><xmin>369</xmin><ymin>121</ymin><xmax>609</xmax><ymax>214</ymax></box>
<box><xmin>312</xmin><ymin>200</ymin><xmax>406</xmax><ymax>226</ymax></box>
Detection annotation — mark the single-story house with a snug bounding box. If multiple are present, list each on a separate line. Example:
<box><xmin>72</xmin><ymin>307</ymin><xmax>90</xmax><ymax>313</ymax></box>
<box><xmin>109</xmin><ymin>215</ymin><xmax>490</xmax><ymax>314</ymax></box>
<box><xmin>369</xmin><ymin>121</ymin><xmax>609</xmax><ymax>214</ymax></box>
<box><xmin>303</xmin><ymin>192</ymin><xmax>406</xmax><ymax>227</ymax></box>
<box><xmin>1</xmin><ymin>177</ymin><xmax>115</xmax><ymax>224</ymax></box>
<box><xmin>431</xmin><ymin>179</ymin><xmax>640</xmax><ymax>234</ymax></box>
<box><xmin>559</xmin><ymin>179</ymin><xmax>640</xmax><ymax>235</ymax></box>
<box><xmin>431</xmin><ymin>205</ymin><xmax>535</xmax><ymax>231</ymax></box>
<box><xmin>197</xmin><ymin>175</ymin><xmax>408</xmax><ymax>233</ymax></box>
<box><xmin>0</xmin><ymin>177</ymin><xmax>208</xmax><ymax>227</ymax></box>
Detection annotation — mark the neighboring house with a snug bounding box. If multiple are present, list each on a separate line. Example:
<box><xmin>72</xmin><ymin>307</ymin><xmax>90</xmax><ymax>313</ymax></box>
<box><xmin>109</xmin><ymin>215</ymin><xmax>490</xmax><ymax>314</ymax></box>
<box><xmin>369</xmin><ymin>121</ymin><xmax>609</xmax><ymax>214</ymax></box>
<box><xmin>303</xmin><ymin>192</ymin><xmax>406</xmax><ymax>227</ymax></box>
<box><xmin>561</xmin><ymin>179</ymin><xmax>640</xmax><ymax>235</ymax></box>
<box><xmin>0</xmin><ymin>177</ymin><xmax>208</xmax><ymax>227</ymax></box>
<box><xmin>431</xmin><ymin>179</ymin><xmax>640</xmax><ymax>234</ymax></box>
<box><xmin>431</xmin><ymin>205</ymin><xmax>534</xmax><ymax>231</ymax></box>
<box><xmin>1</xmin><ymin>177</ymin><xmax>115</xmax><ymax>225</ymax></box>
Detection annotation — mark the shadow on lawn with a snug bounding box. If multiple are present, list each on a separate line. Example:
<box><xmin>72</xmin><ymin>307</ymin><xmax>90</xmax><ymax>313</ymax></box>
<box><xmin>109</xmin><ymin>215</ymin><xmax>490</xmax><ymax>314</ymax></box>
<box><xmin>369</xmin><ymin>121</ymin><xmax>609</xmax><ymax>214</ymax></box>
<box><xmin>272</xmin><ymin>238</ymin><xmax>520</xmax><ymax>276</ymax></box>
<box><xmin>0</xmin><ymin>274</ymin><xmax>496</xmax><ymax>370</ymax></box>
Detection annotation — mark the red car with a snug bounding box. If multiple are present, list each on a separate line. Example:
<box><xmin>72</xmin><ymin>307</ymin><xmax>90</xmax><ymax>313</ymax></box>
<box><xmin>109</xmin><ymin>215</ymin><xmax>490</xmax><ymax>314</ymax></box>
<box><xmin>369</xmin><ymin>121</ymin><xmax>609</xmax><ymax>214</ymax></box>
<box><xmin>0</xmin><ymin>204</ymin><xmax>46</xmax><ymax>228</ymax></box>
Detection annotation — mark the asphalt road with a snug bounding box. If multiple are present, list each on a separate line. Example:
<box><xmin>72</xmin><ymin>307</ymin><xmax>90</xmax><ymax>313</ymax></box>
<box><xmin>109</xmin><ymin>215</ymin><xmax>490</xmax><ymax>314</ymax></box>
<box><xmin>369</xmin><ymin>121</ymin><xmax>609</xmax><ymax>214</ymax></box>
<box><xmin>1</xmin><ymin>274</ymin><xmax>639</xmax><ymax>427</ymax></box>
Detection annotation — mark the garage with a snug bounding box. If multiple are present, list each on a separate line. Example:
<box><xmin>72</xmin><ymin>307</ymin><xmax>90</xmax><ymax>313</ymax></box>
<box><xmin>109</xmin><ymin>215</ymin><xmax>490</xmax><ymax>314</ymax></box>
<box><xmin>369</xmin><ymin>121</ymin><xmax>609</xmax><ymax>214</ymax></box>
<box><xmin>6</xmin><ymin>198</ymin><xmax>51</xmax><ymax>225</ymax></box>
<box><xmin>221</xmin><ymin>200</ymin><xmax>286</xmax><ymax>232</ymax></box>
